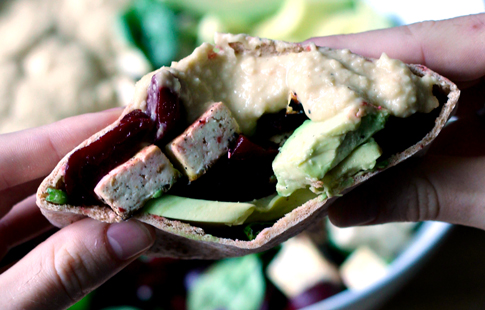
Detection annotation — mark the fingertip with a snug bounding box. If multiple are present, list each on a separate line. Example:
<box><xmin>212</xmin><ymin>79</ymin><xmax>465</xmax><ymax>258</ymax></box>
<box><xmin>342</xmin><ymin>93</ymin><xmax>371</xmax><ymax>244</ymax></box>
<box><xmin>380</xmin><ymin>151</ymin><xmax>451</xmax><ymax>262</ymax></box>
<box><xmin>327</xmin><ymin>200</ymin><xmax>349</xmax><ymax>227</ymax></box>
<box><xmin>303</xmin><ymin>34</ymin><xmax>353</xmax><ymax>52</ymax></box>
<box><xmin>328</xmin><ymin>190</ymin><xmax>380</xmax><ymax>227</ymax></box>
<box><xmin>107</xmin><ymin>220</ymin><xmax>155</xmax><ymax>261</ymax></box>
<box><xmin>104</xmin><ymin>106</ymin><xmax>125</xmax><ymax>113</ymax></box>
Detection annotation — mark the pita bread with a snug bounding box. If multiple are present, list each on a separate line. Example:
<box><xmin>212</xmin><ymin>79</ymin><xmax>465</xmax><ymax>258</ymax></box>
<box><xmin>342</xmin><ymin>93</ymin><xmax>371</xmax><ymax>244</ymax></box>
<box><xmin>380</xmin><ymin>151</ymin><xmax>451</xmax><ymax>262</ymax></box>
<box><xmin>36</xmin><ymin>35</ymin><xmax>460</xmax><ymax>259</ymax></box>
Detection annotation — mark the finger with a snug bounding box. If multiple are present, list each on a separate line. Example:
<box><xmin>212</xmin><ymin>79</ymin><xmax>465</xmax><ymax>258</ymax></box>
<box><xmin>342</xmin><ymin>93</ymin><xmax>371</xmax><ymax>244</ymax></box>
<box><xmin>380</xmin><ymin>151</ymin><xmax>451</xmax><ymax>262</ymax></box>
<box><xmin>0</xmin><ymin>195</ymin><xmax>53</xmax><ymax>260</ymax></box>
<box><xmin>0</xmin><ymin>218</ymin><xmax>155</xmax><ymax>310</ymax></box>
<box><xmin>328</xmin><ymin>155</ymin><xmax>485</xmax><ymax>230</ymax></box>
<box><xmin>305</xmin><ymin>14</ymin><xmax>485</xmax><ymax>84</ymax></box>
<box><xmin>451</xmin><ymin>79</ymin><xmax>485</xmax><ymax>118</ymax></box>
<box><xmin>429</xmin><ymin>114</ymin><xmax>485</xmax><ymax>157</ymax></box>
<box><xmin>0</xmin><ymin>177</ymin><xmax>43</xmax><ymax>219</ymax></box>
<box><xmin>0</xmin><ymin>107</ymin><xmax>123</xmax><ymax>192</ymax></box>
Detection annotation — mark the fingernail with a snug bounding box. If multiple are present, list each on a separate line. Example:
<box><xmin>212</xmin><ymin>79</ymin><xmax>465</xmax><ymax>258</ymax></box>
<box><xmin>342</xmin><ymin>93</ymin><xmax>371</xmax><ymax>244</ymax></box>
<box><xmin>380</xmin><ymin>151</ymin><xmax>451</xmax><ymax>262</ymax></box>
<box><xmin>353</xmin><ymin>200</ymin><xmax>380</xmax><ymax>226</ymax></box>
<box><xmin>107</xmin><ymin>221</ymin><xmax>154</xmax><ymax>260</ymax></box>
<box><xmin>353</xmin><ymin>204</ymin><xmax>379</xmax><ymax>226</ymax></box>
<box><xmin>330</xmin><ymin>195</ymin><xmax>380</xmax><ymax>227</ymax></box>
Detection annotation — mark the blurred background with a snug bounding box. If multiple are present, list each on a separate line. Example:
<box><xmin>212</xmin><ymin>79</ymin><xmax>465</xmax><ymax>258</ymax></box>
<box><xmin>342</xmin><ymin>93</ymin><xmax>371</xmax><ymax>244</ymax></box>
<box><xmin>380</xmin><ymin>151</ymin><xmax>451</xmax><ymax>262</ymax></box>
<box><xmin>2</xmin><ymin>0</ymin><xmax>482</xmax><ymax>134</ymax></box>
<box><xmin>1</xmin><ymin>0</ymin><xmax>485</xmax><ymax>309</ymax></box>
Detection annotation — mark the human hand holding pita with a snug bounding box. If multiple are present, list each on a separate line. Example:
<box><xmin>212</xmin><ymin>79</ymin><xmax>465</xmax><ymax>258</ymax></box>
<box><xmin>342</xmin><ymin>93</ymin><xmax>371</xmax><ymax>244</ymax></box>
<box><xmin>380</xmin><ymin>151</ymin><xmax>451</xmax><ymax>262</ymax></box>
<box><xmin>307</xmin><ymin>14</ymin><xmax>485</xmax><ymax>230</ymax></box>
<box><xmin>0</xmin><ymin>108</ymin><xmax>155</xmax><ymax>310</ymax></box>
<box><xmin>1</xmin><ymin>13</ymin><xmax>484</xmax><ymax>310</ymax></box>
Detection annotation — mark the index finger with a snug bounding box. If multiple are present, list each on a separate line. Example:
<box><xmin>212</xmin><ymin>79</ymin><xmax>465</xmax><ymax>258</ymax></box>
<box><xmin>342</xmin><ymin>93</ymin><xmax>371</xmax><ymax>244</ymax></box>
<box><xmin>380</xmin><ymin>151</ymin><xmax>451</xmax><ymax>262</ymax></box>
<box><xmin>0</xmin><ymin>108</ymin><xmax>123</xmax><ymax>192</ymax></box>
<box><xmin>305</xmin><ymin>14</ymin><xmax>485</xmax><ymax>85</ymax></box>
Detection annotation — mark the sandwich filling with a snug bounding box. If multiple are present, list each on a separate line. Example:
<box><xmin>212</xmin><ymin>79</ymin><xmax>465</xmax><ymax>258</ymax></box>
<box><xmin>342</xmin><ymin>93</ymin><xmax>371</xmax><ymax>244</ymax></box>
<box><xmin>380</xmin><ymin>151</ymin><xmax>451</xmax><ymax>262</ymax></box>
<box><xmin>44</xmin><ymin>34</ymin><xmax>439</xmax><ymax>233</ymax></box>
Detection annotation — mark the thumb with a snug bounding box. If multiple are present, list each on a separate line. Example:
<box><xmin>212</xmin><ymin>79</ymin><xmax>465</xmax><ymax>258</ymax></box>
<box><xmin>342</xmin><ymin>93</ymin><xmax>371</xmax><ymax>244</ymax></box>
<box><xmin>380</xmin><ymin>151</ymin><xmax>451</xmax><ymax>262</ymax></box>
<box><xmin>328</xmin><ymin>155</ymin><xmax>485</xmax><ymax>230</ymax></box>
<box><xmin>0</xmin><ymin>218</ymin><xmax>155</xmax><ymax>310</ymax></box>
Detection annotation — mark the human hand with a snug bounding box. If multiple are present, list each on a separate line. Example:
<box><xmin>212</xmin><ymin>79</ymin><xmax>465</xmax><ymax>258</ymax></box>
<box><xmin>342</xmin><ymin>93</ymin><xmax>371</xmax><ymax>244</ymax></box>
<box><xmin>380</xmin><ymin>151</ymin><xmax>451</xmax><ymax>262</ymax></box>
<box><xmin>0</xmin><ymin>108</ymin><xmax>156</xmax><ymax>310</ymax></box>
<box><xmin>306</xmin><ymin>14</ymin><xmax>485</xmax><ymax>230</ymax></box>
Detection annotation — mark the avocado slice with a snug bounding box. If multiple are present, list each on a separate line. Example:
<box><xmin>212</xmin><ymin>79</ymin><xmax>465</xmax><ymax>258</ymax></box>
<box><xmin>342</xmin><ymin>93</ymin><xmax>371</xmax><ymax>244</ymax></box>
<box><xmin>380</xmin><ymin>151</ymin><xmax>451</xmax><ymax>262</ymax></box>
<box><xmin>142</xmin><ymin>195</ymin><xmax>255</xmax><ymax>226</ymax></box>
<box><xmin>247</xmin><ymin>138</ymin><xmax>382</xmax><ymax>222</ymax></box>
<box><xmin>273</xmin><ymin>111</ymin><xmax>388</xmax><ymax>196</ymax></box>
<box><xmin>322</xmin><ymin>138</ymin><xmax>382</xmax><ymax>197</ymax></box>
<box><xmin>247</xmin><ymin>189</ymin><xmax>319</xmax><ymax>222</ymax></box>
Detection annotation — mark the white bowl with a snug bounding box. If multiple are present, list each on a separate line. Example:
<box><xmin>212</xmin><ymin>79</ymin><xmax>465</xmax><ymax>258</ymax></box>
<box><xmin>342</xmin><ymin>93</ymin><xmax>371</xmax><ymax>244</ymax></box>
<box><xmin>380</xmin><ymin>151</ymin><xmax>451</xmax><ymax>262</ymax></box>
<box><xmin>302</xmin><ymin>221</ymin><xmax>452</xmax><ymax>310</ymax></box>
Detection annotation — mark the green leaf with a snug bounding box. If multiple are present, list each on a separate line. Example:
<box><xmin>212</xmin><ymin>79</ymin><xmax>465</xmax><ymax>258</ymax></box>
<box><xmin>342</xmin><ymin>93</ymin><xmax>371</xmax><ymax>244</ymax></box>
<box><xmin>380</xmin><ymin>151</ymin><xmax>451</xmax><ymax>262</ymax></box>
<box><xmin>120</xmin><ymin>0</ymin><xmax>179</xmax><ymax>68</ymax></box>
<box><xmin>46</xmin><ymin>188</ymin><xmax>68</xmax><ymax>204</ymax></box>
<box><xmin>243</xmin><ymin>222</ymin><xmax>273</xmax><ymax>241</ymax></box>
<box><xmin>188</xmin><ymin>254</ymin><xmax>265</xmax><ymax>310</ymax></box>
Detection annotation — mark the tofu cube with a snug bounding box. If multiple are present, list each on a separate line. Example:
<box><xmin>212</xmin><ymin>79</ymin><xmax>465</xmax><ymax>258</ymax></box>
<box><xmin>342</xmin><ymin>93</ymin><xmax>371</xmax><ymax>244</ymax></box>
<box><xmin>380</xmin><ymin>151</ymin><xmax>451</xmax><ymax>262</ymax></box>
<box><xmin>94</xmin><ymin>145</ymin><xmax>181</xmax><ymax>219</ymax></box>
<box><xmin>267</xmin><ymin>235</ymin><xmax>341</xmax><ymax>298</ymax></box>
<box><xmin>340</xmin><ymin>246</ymin><xmax>388</xmax><ymax>290</ymax></box>
<box><xmin>166</xmin><ymin>102</ymin><xmax>239</xmax><ymax>181</ymax></box>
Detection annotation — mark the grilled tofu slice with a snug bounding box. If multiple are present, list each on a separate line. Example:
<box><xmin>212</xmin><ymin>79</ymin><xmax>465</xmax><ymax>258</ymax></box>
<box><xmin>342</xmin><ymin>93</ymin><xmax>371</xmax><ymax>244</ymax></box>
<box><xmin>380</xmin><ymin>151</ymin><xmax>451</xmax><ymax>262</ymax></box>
<box><xmin>166</xmin><ymin>102</ymin><xmax>240</xmax><ymax>181</ymax></box>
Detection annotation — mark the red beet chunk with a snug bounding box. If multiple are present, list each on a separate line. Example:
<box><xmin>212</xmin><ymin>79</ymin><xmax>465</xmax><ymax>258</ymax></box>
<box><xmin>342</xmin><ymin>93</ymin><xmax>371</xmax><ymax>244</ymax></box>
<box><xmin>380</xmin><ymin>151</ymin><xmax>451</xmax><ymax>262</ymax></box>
<box><xmin>289</xmin><ymin>281</ymin><xmax>344</xmax><ymax>309</ymax></box>
<box><xmin>64</xmin><ymin>110</ymin><xmax>153</xmax><ymax>205</ymax></box>
<box><xmin>146</xmin><ymin>73</ymin><xmax>181</xmax><ymax>143</ymax></box>
<box><xmin>229</xmin><ymin>135</ymin><xmax>278</xmax><ymax>161</ymax></box>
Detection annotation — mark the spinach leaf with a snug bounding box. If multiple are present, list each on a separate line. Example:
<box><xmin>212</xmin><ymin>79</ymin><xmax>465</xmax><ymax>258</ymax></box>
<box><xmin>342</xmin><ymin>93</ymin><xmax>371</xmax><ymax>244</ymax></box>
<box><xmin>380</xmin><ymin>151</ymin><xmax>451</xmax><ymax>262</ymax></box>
<box><xmin>243</xmin><ymin>222</ymin><xmax>274</xmax><ymax>241</ymax></box>
<box><xmin>120</xmin><ymin>0</ymin><xmax>179</xmax><ymax>68</ymax></box>
<box><xmin>188</xmin><ymin>254</ymin><xmax>265</xmax><ymax>310</ymax></box>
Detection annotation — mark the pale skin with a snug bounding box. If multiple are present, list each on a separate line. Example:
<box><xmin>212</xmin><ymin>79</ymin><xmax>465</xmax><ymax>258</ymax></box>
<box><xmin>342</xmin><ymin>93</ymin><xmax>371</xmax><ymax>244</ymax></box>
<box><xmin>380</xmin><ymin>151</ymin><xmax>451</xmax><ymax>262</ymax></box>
<box><xmin>1</xmin><ymin>13</ymin><xmax>484</xmax><ymax>310</ymax></box>
<box><xmin>0</xmin><ymin>107</ymin><xmax>156</xmax><ymax>309</ymax></box>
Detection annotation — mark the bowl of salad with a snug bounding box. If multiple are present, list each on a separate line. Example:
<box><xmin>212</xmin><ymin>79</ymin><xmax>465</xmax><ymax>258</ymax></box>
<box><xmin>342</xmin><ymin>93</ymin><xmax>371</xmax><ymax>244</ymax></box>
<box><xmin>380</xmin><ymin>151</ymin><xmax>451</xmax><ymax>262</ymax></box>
<box><xmin>67</xmin><ymin>221</ymin><xmax>451</xmax><ymax>310</ymax></box>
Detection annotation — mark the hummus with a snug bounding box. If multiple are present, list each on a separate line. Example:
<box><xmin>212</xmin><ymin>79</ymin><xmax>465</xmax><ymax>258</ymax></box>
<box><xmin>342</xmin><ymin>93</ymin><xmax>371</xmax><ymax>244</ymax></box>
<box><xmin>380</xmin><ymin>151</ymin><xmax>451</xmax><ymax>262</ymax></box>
<box><xmin>132</xmin><ymin>33</ymin><xmax>438</xmax><ymax>134</ymax></box>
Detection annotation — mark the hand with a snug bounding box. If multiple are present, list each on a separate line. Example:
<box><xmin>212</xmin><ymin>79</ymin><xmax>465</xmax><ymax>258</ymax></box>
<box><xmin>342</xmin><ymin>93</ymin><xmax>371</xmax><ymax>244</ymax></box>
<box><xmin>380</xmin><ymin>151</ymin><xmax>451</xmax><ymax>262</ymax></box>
<box><xmin>307</xmin><ymin>14</ymin><xmax>485</xmax><ymax>230</ymax></box>
<box><xmin>0</xmin><ymin>108</ymin><xmax>156</xmax><ymax>310</ymax></box>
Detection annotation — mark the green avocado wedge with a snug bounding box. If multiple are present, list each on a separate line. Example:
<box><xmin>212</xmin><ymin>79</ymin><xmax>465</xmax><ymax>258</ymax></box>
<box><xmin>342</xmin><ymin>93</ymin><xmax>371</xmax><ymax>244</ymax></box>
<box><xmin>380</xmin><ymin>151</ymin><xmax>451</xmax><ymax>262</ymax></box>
<box><xmin>142</xmin><ymin>195</ymin><xmax>255</xmax><ymax>226</ymax></box>
<box><xmin>247</xmin><ymin>189</ymin><xmax>320</xmax><ymax>223</ymax></box>
<box><xmin>322</xmin><ymin>137</ymin><xmax>382</xmax><ymax>197</ymax></box>
<box><xmin>142</xmin><ymin>190</ymin><xmax>320</xmax><ymax>226</ymax></box>
<box><xmin>273</xmin><ymin>110</ymin><xmax>388</xmax><ymax>197</ymax></box>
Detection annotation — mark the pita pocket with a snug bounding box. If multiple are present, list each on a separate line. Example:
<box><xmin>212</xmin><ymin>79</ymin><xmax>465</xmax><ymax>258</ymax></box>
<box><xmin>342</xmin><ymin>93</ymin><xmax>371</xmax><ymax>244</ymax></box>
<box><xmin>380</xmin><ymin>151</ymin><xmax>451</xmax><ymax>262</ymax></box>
<box><xmin>37</xmin><ymin>34</ymin><xmax>460</xmax><ymax>259</ymax></box>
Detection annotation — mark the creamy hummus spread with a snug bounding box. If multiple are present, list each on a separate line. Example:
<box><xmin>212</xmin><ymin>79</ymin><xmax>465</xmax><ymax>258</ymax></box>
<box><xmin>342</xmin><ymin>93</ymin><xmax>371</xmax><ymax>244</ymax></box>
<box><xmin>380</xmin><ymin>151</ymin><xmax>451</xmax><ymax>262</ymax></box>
<box><xmin>133</xmin><ymin>33</ymin><xmax>438</xmax><ymax>135</ymax></box>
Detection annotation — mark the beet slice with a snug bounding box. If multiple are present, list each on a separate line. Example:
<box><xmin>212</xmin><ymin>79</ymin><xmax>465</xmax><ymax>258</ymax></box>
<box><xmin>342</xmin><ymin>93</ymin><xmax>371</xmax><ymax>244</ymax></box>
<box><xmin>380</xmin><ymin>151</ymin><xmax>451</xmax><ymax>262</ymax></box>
<box><xmin>64</xmin><ymin>110</ymin><xmax>153</xmax><ymax>205</ymax></box>
<box><xmin>229</xmin><ymin>135</ymin><xmax>276</xmax><ymax>161</ymax></box>
<box><xmin>146</xmin><ymin>74</ymin><xmax>182</xmax><ymax>144</ymax></box>
<box><xmin>64</xmin><ymin>70</ymin><xmax>185</xmax><ymax>205</ymax></box>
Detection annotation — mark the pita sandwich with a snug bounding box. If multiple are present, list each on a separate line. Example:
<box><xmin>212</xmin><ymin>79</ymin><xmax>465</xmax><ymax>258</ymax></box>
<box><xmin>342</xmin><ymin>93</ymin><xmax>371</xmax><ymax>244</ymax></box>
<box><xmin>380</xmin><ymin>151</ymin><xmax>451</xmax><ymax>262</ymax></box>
<box><xmin>36</xmin><ymin>34</ymin><xmax>460</xmax><ymax>259</ymax></box>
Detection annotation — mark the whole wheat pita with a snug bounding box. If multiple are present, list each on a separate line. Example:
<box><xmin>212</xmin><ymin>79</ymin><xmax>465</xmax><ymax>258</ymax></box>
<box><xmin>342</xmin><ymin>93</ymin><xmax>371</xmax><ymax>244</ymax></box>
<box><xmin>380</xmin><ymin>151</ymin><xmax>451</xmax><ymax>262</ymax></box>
<box><xmin>36</xmin><ymin>34</ymin><xmax>460</xmax><ymax>259</ymax></box>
